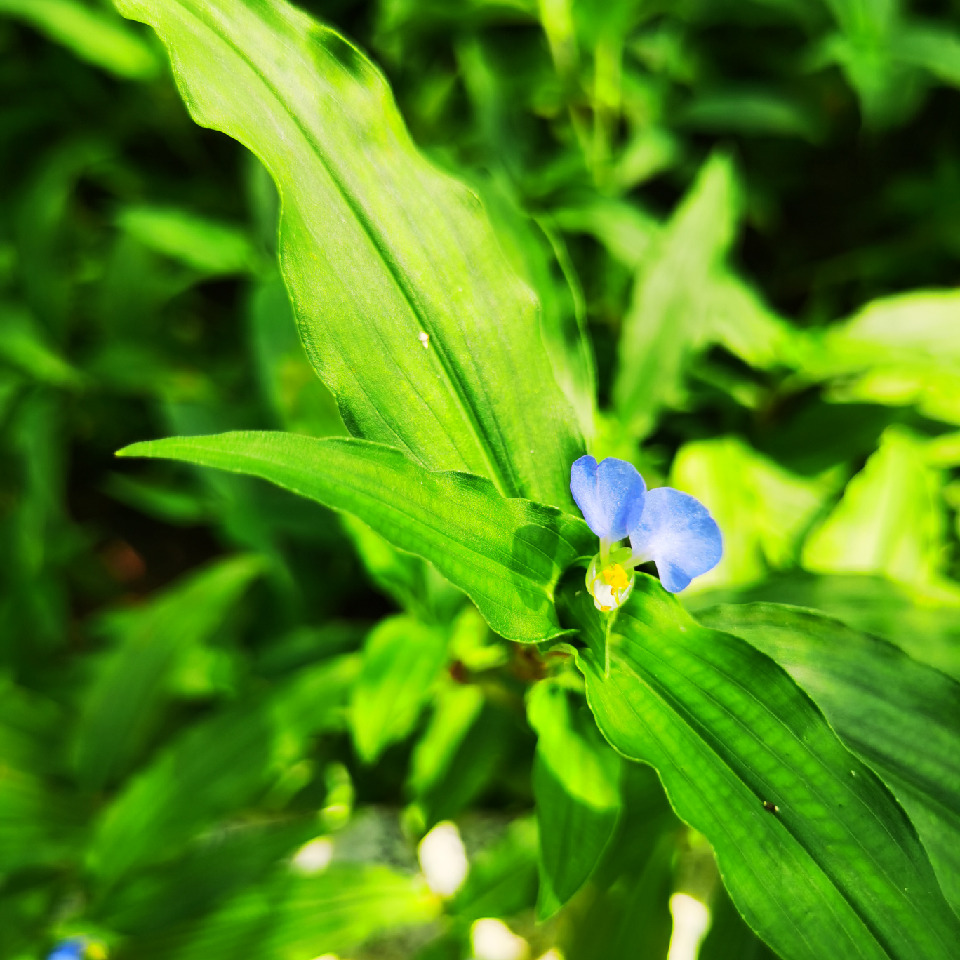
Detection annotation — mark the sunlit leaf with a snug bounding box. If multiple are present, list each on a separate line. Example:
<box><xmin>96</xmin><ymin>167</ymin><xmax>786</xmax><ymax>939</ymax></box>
<box><xmin>409</xmin><ymin>682</ymin><xmax>518</xmax><ymax>827</ymax></box>
<box><xmin>114</xmin><ymin>0</ymin><xmax>583</xmax><ymax>508</ymax></box>
<box><xmin>802</xmin><ymin>428</ymin><xmax>947</xmax><ymax>586</ymax></box>
<box><xmin>117</xmin><ymin>205</ymin><xmax>259</xmax><ymax>276</ymax></box>
<box><xmin>614</xmin><ymin>153</ymin><xmax>738</xmax><ymax>435</ymax></box>
<box><xmin>670</xmin><ymin>437</ymin><xmax>841</xmax><ymax>589</ymax></box>
<box><xmin>0</xmin><ymin>0</ymin><xmax>158</xmax><ymax>78</ymax></box>
<box><xmin>117</xmin><ymin>432</ymin><xmax>594</xmax><ymax>642</ymax></box>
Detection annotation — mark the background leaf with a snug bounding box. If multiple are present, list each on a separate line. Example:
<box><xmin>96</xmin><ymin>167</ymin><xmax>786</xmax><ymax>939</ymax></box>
<box><xmin>350</xmin><ymin>615</ymin><xmax>449</xmax><ymax>763</ymax></box>
<box><xmin>528</xmin><ymin>679</ymin><xmax>621</xmax><ymax>919</ymax></box>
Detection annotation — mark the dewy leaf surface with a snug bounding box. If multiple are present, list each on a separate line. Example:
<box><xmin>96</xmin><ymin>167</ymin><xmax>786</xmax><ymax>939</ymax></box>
<box><xmin>565</xmin><ymin>575</ymin><xmax>960</xmax><ymax>960</ymax></box>
<box><xmin>698</xmin><ymin>601</ymin><xmax>960</xmax><ymax>915</ymax></box>
<box><xmin>113</xmin><ymin>0</ymin><xmax>582</xmax><ymax>509</ymax></box>
<box><xmin>117</xmin><ymin>432</ymin><xmax>594</xmax><ymax>642</ymax></box>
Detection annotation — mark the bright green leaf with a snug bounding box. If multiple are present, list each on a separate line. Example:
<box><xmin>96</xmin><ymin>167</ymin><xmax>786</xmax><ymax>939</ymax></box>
<box><xmin>0</xmin><ymin>0</ymin><xmax>159</xmax><ymax>78</ymax></box>
<box><xmin>802</xmin><ymin>428</ymin><xmax>947</xmax><ymax>587</ymax></box>
<box><xmin>117</xmin><ymin>205</ymin><xmax>259</xmax><ymax>276</ymax></box>
<box><xmin>351</xmin><ymin>615</ymin><xmax>449</xmax><ymax>763</ymax></box>
<box><xmin>613</xmin><ymin>153</ymin><xmax>738</xmax><ymax>436</ymax></box>
<box><xmin>409</xmin><ymin>682</ymin><xmax>516</xmax><ymax>827</ymax></box>
<box><xmin>117</xmin><ymin>431</ymin><xmax>594</xmax><ymax>642</ymax></box>
<box><xmin>671</xmin><ymin>437</ymin><xmax>841</xmax><ymax>589</ymax></box>
<box><xmin>114</xmin><ymin>0</ymin><xmax>583</xmax><ymax>508</ymax></box>
<box><xmin>528</xmin><ymin>680</ymin><xmax>621</xmax><ymax>918</ymax></box>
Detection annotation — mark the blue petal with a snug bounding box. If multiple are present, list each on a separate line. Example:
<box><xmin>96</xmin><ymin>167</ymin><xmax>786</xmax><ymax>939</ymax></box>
<box><xmin>629</xmin><ymin>487</ymin><xmax>722</xmax><ymax>592</ymax></box>
<box><xmin>46</xmin><ymin>940</ymin><xmax>86</xmax><ymax>960</ymax></box>
<box><xmin>570</xmin><ymin>455</ymin><xmax>646</xmax><ymax>541</ymax></box>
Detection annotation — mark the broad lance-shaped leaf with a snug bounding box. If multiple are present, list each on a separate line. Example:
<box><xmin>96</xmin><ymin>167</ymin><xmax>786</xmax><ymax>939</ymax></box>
<box><xmin>698</xmin><ymin>602</ymin><xmax>960</xmax><ymax>916</ymax></box>
<box><xmin>117</xmin><ymin>432</ymin><xmax>594</xmax><ymax>643</ymax></box>
<box><xmin>113</xmin><ymin>0</ymin><xmax>582</xmax><ymax>509</ymax></box>
<box><xmin>562</xmin><ymin>575</ymin><xmax>960</xmax><ymax>960</ymax></box>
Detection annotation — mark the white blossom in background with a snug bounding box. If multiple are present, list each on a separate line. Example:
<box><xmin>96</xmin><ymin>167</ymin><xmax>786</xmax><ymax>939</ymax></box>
<box><xmin>667</xmin><ymin>893</ymin><xmax>711</xmax><ymax>960</ymax></box>
<box><xmin>470</xmin><ymin>918</ymin><xmax>529</xmax><ymax>960</ymax></box>
<box><xmin>418</xmin><ymin>820</ymin><xmax>469</xmax><ymax>897</ymax></box>
<box><xmin>291</xmin><ymin>837</ymin><xmax>334</xmax><ymax>875</ymax></box>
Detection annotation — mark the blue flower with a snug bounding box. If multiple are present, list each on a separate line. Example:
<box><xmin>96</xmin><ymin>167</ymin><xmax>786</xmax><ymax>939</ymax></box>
<box><xmin>46</xmin><ymin>940</ymin><xmax>87</xmax><ymax>960</ymax></box>
<box><xmin>46</xmin><ymin>938</ymin><xmax>106</xmax><ymax>960</ymax></box>
<box><xmin>570</xmin><ymin>455</ymin><xmax>722</xmax><ymax>610</ymax></box>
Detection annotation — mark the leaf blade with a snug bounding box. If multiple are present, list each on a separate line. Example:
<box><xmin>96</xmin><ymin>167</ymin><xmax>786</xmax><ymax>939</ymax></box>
<box><xmin>698</xmin><ymin>601</ymin><xmax>960</xmax><ymax>915</ymax></box>
<box><xmin>117</xmin><ymin>431</ymin><xmax>593</xmax><ymax>642</ymax></box>
<box><xmin>567</xmin><ymin>576</ymin><xmax>960</xmax><ymax>960</ymax></box>
<box><xmin>113</xmin><ymin>0</ymin><xmax>583</xmax><ymax>507</ymax></box>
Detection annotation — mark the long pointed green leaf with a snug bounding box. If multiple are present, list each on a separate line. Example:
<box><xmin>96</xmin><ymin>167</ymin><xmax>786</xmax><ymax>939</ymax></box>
<box><xmin>113</xmin><ymin>0</ymin><xmax>582</xmax><ymax>508</ymax></box>
<box><xmin>117</xmin><ymin>432</ymin><xmax>593</xmax><ymax>642</ymax></box>
<box><xmin>613</xmin><ymin>154</ymin><xmax>738</xmax><ymax>436</ymax></box>
<box><xmin>698</xmin><ymin>602</ymin><xmax>960</xmax><ymax>915</ymax></box>
<box><xmin>565</xmin><ymin>575</ymin><xmax>960</xmax><ymax>960</ymax></box>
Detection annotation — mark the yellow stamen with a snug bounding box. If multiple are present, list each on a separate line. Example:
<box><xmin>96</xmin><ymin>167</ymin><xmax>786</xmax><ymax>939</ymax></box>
<box><xmin>601</xmin><ymin>563</ymin><xmax>630</xmax><ymax>593</ymax></box>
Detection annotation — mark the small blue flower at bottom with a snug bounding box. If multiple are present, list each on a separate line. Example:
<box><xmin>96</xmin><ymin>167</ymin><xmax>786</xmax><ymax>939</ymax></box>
<box><xmin>571</xmin><ymin>455</ymin><xmax>722</xmax><ymax>611</ymax></box>
<box><xmin>46</xmin><ymin>940</ymin><xmax>87</xmax><ymax>960</ymax></box>
<box><xmin>46</xmin><ymin>939</ymin><xmax>107</xmax><ymax>960</ymax></box>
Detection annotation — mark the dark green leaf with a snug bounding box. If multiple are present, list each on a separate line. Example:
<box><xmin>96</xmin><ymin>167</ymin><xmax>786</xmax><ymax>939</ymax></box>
<box><xmin>698</xmin><ymin>601</ymin><xmax>960</xmax><ymax>914</ymax></box>
<box><xmin>566</xmin><ymin>575</ymin><xmax>960</xmax><ymax>960</ymax></box>
<box><xmin>74</xmin><ymin>555</ymin><xmax>263</xmax><ymax>790</ymax></box>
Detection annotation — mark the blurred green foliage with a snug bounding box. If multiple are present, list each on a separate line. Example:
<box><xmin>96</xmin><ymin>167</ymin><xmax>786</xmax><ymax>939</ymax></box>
<box><xmin>2</xmin><ymin>0</ymin><xmax>960</xmax><ymax>958</ymax></box>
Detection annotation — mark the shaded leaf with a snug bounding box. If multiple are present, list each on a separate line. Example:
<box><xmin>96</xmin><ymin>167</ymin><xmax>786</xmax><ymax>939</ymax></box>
<box><xmin>74</xmin><ymin>555</ymin><xmax>263</xmax><ymax>790</ymax></box>
<box><xmin>698</xmin><ymin>601</ymin><xmax>960</xmax><ymax>914</ymax></box>
<box><xmin>351</xmin><ymin>616</ymin><xmax>449</xmax><ymax>763</ymax></box>
<box><xmin>528</xmin><ymin>680</ymin><xmax>620</xmax><ymax>919</ymax></box>
<box><xmin>119</xmin><ymin>864</ymin><xmax>439</xmax><ymax>960</ymax></box>
<box><xmin>566</xmin><ymin>574</ymin><xmax>960</xmax><ymax>960</ymax></box>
